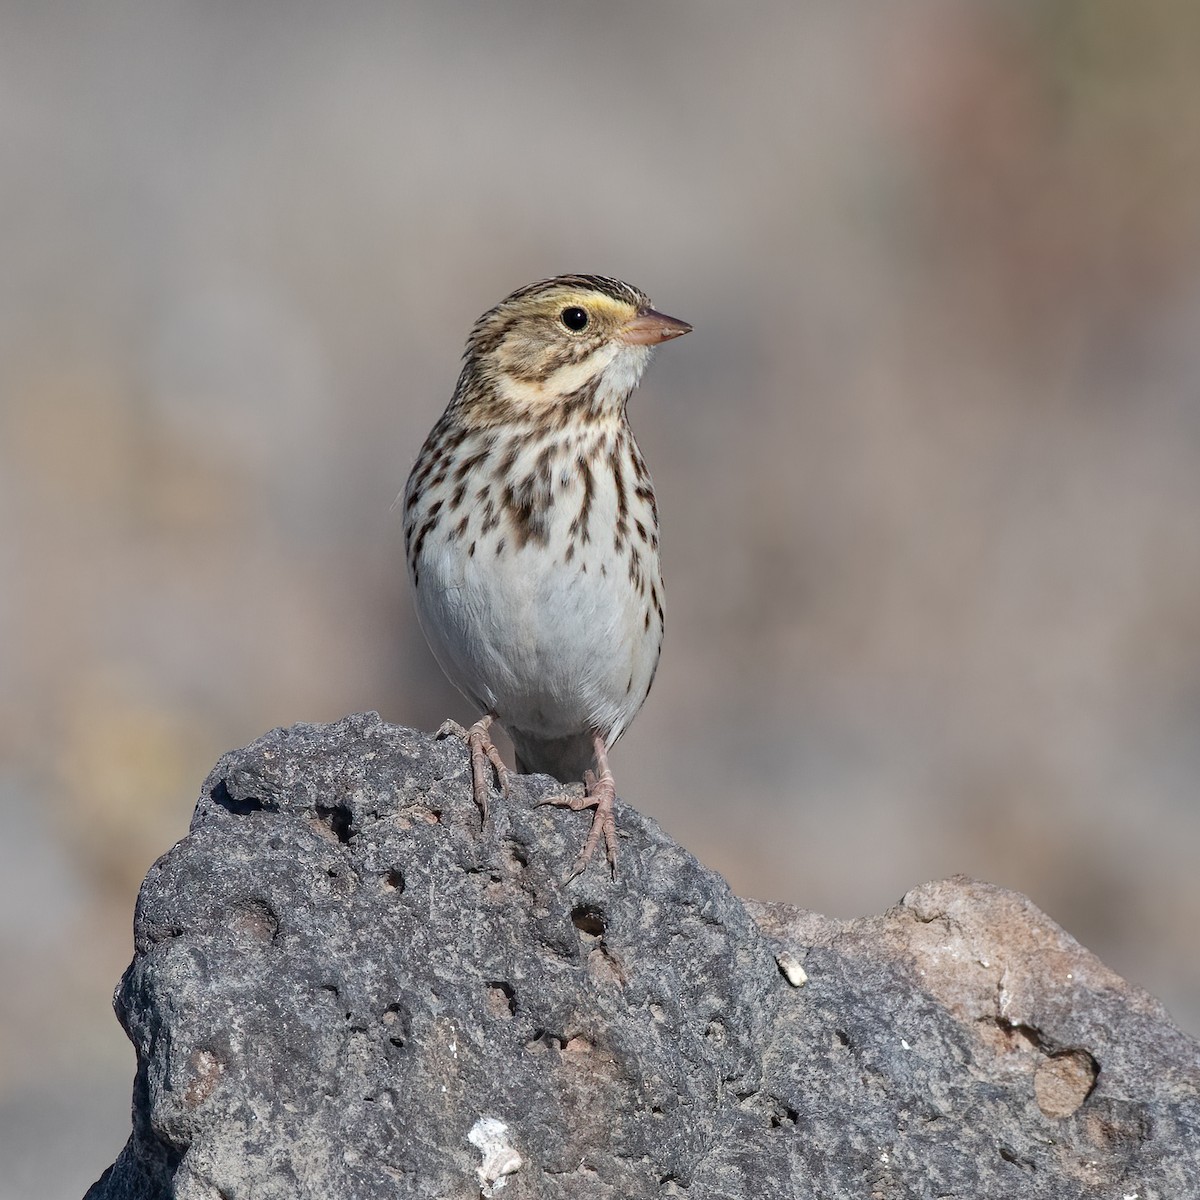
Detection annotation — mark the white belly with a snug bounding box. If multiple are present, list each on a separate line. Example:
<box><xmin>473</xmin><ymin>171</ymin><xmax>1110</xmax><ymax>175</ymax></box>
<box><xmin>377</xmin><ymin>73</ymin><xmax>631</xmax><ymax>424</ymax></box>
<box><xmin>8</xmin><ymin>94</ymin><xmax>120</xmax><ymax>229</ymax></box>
<box><xmin>409</xmin><ymin>430</ymin><xmax>663</xmax><ymax>744</ymax></box>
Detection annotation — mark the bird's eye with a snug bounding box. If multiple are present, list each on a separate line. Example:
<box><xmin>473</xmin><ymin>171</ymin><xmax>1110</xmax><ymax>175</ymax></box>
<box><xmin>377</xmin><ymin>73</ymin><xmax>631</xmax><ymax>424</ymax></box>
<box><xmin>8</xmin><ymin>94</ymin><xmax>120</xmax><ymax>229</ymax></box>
<box><xmin>560</xmin><ymin>306</ymin><xmax>589</xmax><ymax>332</ymax></box>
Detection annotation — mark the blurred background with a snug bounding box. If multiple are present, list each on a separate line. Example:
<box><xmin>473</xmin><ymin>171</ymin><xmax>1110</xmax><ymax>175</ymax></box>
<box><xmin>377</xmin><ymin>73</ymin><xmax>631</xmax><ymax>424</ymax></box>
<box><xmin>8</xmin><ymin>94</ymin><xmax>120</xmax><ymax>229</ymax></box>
<box><xmin>3</xmin><ymin>0</ymin><xmax>1199</xmax><ymax>1193</ymax></box>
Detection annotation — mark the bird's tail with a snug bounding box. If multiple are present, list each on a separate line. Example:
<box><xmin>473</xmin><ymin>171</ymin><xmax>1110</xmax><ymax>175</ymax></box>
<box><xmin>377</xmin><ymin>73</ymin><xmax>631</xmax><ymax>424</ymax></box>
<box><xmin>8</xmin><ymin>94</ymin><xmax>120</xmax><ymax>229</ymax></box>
<box><xmin>508</xmin><ymin>729</ymin><xmax>597</xmax><ymax>784</ymax></box>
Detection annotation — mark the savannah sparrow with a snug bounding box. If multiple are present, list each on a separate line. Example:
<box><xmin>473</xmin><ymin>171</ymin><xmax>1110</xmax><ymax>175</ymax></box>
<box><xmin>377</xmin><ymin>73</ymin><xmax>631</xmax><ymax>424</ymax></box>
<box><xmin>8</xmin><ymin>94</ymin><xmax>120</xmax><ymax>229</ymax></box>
<box><xmin>402</xmin><ymin>275</ymin><xmax>691</xmax><ymax>877</ymax></box>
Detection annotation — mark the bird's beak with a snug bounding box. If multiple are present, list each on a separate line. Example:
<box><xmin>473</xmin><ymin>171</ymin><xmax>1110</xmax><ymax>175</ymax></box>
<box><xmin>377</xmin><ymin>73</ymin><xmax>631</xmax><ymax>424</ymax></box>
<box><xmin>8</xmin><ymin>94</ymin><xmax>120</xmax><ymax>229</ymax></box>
<box><xmin>619</xmin><ymin>307</ymin><xmax>693</xmax><ymax>346</ymax></box>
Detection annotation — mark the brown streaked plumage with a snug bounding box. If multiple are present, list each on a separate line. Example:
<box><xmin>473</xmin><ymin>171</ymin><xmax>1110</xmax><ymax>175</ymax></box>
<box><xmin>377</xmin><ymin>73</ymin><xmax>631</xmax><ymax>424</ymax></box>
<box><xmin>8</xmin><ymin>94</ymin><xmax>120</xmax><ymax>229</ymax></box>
<box><xmin>402</xmin><ymin>274</ymin><xmax>691</xmax><ymax>878</ymax></box>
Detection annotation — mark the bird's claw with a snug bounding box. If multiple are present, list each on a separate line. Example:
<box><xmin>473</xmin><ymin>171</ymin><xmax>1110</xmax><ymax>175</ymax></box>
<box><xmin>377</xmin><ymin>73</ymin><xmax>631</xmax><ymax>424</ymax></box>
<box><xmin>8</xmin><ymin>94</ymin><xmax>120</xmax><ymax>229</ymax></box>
<box><xmin>537</xmin><ymin>767</ymin><xmax>618</xmax><ymax>882</ymax></box>
<box><xmin>436</xmin><ymin>716</ymin><xmax>509</xmax><ymax>824</ymax></box>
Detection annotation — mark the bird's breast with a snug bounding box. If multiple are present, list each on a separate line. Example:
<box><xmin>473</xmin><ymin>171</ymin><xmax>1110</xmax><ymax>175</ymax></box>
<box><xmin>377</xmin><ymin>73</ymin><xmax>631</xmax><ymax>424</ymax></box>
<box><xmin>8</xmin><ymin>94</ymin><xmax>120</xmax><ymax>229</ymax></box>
<box><xmin>405</xmin><ymin>422</ymin><xmax>664</xmax><ymax>740</ymax></box>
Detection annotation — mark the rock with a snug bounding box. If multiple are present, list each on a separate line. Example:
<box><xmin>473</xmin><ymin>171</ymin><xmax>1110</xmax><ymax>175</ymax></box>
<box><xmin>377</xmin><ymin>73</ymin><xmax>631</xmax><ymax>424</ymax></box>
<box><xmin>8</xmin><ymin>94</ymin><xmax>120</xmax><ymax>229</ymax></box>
<box><xmin>87</xmin><ymin>713</ymin><xmax>1200</xmax><ymax>1198</ymax></box>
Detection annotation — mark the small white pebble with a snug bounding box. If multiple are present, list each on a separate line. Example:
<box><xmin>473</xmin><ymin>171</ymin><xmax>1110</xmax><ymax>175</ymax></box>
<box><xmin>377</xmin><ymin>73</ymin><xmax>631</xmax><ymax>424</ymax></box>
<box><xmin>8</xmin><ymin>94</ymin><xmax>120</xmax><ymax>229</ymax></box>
<box><xmin>900</xmin><ymin>1039</ymin><xmax>911</xmax><ymax>1050</ymax></box>
<box><xmin>776</xmin><ymin>952</ymin><xmax>808</xmax><ymax>987</ymax></box>
<box><xmin>469</xmin><ymin>1117</ymin><xmax>523</xmax><ymax>1196</ymax></box>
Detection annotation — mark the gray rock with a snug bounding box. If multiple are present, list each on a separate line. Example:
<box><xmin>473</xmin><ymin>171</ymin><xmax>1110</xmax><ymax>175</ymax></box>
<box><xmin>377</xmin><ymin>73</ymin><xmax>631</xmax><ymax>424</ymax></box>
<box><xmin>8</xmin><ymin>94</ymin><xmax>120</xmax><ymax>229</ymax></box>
<box><xmin>87</xmin><ymin>713</ymin><xmax>1200</xmax><ymax>1198</ymax></box>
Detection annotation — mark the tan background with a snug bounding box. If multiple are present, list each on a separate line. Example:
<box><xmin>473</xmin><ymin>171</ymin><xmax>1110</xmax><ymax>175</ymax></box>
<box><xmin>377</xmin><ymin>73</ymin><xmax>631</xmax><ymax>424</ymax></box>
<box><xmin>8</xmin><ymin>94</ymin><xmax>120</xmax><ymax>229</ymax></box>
<box><xmin>2</xmin><ymin>2</ymin><xmax>1199</xmax><ymax>1194</ymax></box>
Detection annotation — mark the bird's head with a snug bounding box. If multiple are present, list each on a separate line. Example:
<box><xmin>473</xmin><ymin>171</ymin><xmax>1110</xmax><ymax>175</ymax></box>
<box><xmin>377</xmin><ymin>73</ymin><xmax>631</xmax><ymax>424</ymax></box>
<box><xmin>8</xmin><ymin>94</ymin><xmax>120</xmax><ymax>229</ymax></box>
<box><xmin>455</xmin><ymin>275</ymin><xmax>691</xmax><ymax>426</ymax></box>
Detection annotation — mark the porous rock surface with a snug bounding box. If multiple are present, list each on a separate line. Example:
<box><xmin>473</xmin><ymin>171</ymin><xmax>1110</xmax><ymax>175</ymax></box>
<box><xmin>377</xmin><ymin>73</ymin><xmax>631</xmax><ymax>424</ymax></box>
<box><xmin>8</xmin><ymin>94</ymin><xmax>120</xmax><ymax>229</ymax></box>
<box><xmin>87</xmin><ymin>713</ymin><xmax>1200</xmax><ymax>1198</ymax></box>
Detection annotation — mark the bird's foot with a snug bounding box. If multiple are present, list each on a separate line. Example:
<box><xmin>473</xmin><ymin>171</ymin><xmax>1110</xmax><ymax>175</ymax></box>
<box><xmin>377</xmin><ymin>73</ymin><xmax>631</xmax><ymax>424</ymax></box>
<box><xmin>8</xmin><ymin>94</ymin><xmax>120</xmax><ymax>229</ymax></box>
<box><xmin>537</xmin><ymin>744</ymin><xmax>618</xmax><ymax>881</ymax></box>
<box><xmin>436</xmin><ymin>715</ymin><xmax>509</xmax><ymax>824</ymax></box>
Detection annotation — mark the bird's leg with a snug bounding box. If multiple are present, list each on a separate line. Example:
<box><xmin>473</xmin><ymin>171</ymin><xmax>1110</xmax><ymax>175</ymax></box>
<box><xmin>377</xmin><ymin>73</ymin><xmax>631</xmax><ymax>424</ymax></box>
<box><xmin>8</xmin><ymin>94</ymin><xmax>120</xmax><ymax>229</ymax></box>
<box><xmin>537</xmin><ymin>732</ymin><xmax>618</xmax><ymax>881</ymax></box>
<box><xmin>436</xmin><ymin>714</ymin><xmax>509</xmax><ymax>823</ymax></box>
